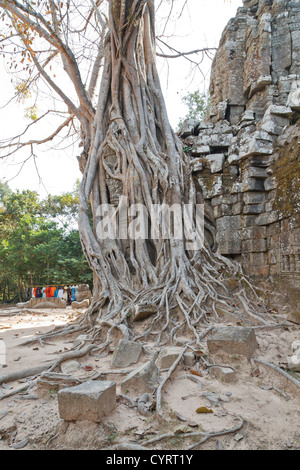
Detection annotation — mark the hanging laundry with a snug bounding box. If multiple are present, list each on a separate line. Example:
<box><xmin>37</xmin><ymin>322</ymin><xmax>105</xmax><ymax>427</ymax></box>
<box><xmin>63</xmin><ymin>287</ymin><xmax>68</xmax><ymax>301</ymax></box>
<box><xmin>36</xmin><ymin>287</ymin><xmax>42</xmax><ymax>298</ymax></box>
<box><xmin>58</xmin><ymin>288</ymin><xmax>64</xmax><ymax>299</ymax></box>
<box><xmin>71</xmin><ymin>286</ymin><xmax>76</xmax><ymax>302</ymax></box>
<box><xmin>45</xmin><ymin>287</ymin><xmax>51</xmax><ymax>297</ymax></box>
<box><xmin>50</xmin><ymin>286</ymin><xmax>56</xmax><ymax>297</ymax></box>
<box><xmin>67</xmin><ymin>288</ymin><xmax>72</xmax><ymax>305</ymax></box>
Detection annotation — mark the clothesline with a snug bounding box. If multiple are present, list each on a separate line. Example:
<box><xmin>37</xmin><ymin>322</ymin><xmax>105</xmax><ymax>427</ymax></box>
<box><xmin>28</xmin><ymin>284</ymin><xmax>77</xmax><ymax>288</ymax></box>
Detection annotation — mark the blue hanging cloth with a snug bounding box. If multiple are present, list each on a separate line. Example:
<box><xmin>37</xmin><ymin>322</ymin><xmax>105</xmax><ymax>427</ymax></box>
<box><xmin>71</xmin><ymin>287</ymin><xmax>76</xmax><ymax>302</ymax></box>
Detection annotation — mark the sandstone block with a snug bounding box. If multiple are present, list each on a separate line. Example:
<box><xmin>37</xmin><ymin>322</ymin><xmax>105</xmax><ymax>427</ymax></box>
<box><xmin>269</xmin><ymin>105</ymin><xmax>293</xmax><ymax>118</ymax></box>
<box><xmin>178</xmin><ymin>118</ymin><xmax>199</xmax><ymax>138</ymax></box>
<box><xmin>58</xmin><ymin>380</ymin><xmax>116</xmax><ymax>422</ymax></box>
<box><xmin>292</xmin><ymin>341</ymin><xmax>300</xmax><ymax>353</ymax></box>
<box><xmin>287</xmin><ymin>351</ymin><xmax>300</xmax><ymax>372</ymax></box>
<box><xmin>60</xmin><ymin>360</ymin><xmax>81</xmax><ymax>375</ymax></box>
<box><xmin>287</xmin><ymin>80</ymin><xmax>300</xmax><ymax>111</ymax></box>
<box><xmin>71</xmin><ymin>299</ymin><xmax>90</xmax><ymax>309</ymax></box>
<box><xmin>156</xmin><ymin>347</ymin><xmax>194</xmax><ymax>369</ymax></box>
<box><xmin>239</xmin><ymin>131</ymin><xmax>273</xmax><ymax>159</ymax></box>
<box><xmin>206</xmin><ymin>154</ymin><xmax>225</xmax><ymax>173</ymax></box>
<box><xmin>216</xmin><ymin>216</ymin><xmax>241</xmax><ymax>254</ymax></box>
<box><xmin>26</xmin><ymin>297</ymin><xmax>66</xmax><ymax>309</ymax></box>
<box><xmin>111</xmin><ymin>340</ymin><xmax>142</xmax><ymax>368</ymax></box>
<box><xmin>243</xmin><ymin>192</ymin><xmax>266</xmax><ymax>205</ymax></box>
<box><xmin>191</xmin><ymin>145</ymin><xmax>210</xmax><ymax>156</ymax></box>
<box><xmin>183</xmin><ymin>352</ymin><xmax>196</xmax><ymax>367</ymax></box>
<box><xmin>207</xmin><ymin>327</ymin><xmax>258</xmax><ymax>359</ymax></box>
<box><xmin>120</xmin><ymin>360</ymin><xmax>158</xmax><ymax>394</ymax></box>
<box><xmin>190</xmin><ymin>158</ymin><xmax>204</xmax><ymax>173</ymax></box>
<box><xmin>243</xmin><ymin>203</ymin><xmax>265</xmax><ymax>215</ymax></box>
<box><xmin>76</xmin><ymin>284</ymin><xmax>92</xmax><ymax>302</ymax></box>
<box><xmin>209</xmin><ymin>366</ymin><xmax>237</xmax><ymax>383</ymax></box>
<box><xmin>242</xmin><ymin>238</ymin><xmax>267</xmax><ymax>253</ymax></box>
<box><xmin>287</xmin><ymin>311</ymin><xmax>300</xmax><ymax>325</ymax></box>
<box><xmin>131</xmin><ymin>303</ymin><xmax>157</xmax><ymax>322</ymax></box>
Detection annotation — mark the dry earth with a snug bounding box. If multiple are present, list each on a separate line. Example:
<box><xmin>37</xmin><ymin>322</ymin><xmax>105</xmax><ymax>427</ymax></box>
<box><xmin>0</xmin><ymin>290</ymin><xmax>299</xmax><ymax>452</ymax></box>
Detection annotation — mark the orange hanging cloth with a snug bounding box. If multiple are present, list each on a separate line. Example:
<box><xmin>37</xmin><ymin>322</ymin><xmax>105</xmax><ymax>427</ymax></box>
<box><xmin>50</xmin><ymin>286</ymin><xmax>56</xmax><ymax>297</ymax></box>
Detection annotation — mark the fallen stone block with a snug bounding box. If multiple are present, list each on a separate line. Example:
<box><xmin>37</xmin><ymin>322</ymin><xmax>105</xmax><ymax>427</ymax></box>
<box><xmin>0</xmin><ymin>418</ymin><xmax>17</xmax><ymax>439</ymax></box>
<box><xmin>16</xmin><ymin>302</ymin><xmax>28</xmax><ymax>308</ymax></box>
<box><xmin>209</xmin><ymin>366</ymin><xmax>237</xmax><ymax>383</ymax></box>
<box><xmin>292</xmin><ymin>341</ymin><xmax>300</xmax><ymax>353</ymax></box>
<box><xmin>120</xmin><ymin>359</ymin><xmax>158</xmax><ymax>394</ymax></box>
<box><xmin>60</xmin><ymin>360</ymin><xmax>81</xmax><ymax>374</ymax></box>
<box><xmin>207</xmin><ymin>327</ymin><xmax>258</xmax><ymax>359</ymax></box>
<box><xmin>156</xmin><ymin>347</ymin><xmax>193</xmax><ymax>369</ymax></box>
<box><xmin>131</xmin><ymin>303</ymin><xmax>157</xmax><ymax>321</ymax></box>
<box><xmin>26</xmin><ymin>297</ymin><xmax>67</xmax><ymax>309</ymax></box>
<box><xmin>183</xmin><ymin>352</ymin><xmax>196</xmax><ymax>367</ymax></box>
<box><xmin>287</xmin><ymin>351</ymin><xmax>300</xmax><ymax>372</ymax></box>
<box><xmin>58</xmin><ymin>380</ymin><xmax>116</xmax><ymax>422</ymax></box>
<box><xmin>287</xmin><ymin>311</ymin><xmax>300</xmax><ymax>325</ymax></box>
<box><xmin>111</xmin><ymin>340</ymin><xmax>143</xmax><ymax>368</ymax></box>
<box><xmin>76</xmin><ymin>284</ymin><xmax>92</xmax><ymax>302</ymax></box>
<box><xmin>71</xmin><ymin>299</ymin><xmax>90</xmax><ymax>309</ymax></box>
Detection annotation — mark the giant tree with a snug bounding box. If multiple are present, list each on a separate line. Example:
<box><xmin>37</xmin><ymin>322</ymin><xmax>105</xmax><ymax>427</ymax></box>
<box><xmin>0</xmin><ymin>1</ymin><xmax>269</xmax><ymax>350</ymax></box>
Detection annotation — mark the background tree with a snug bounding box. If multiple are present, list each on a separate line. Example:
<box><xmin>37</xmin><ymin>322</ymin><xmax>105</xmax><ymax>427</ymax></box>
<box><xmin>0</xmin><ymin>182</ymin><xmax>92</xmax><ymax>301</ymax></box>
<box><xmin>0</xmin><ymin>1</ymin><xmax>268</xmax><ymax>343</ymax></box>
<box><xmin>177</xmin><ymin>90</ymin><xmax>210</xmax><ymax>130</ymax></box>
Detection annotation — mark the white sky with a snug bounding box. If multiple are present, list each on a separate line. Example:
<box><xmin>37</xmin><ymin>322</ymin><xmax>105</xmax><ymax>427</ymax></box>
<box><xmin>0</xmin><ymin>0</ymin><xmax>243</xmax><ymax>197</ymax></box>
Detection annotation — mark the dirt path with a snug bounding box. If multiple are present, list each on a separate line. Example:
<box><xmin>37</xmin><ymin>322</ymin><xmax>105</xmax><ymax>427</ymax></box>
<box><xmin>0</xmin><ymin>305</ymin><xmax>299</xmax><ymax>451</ymax></box>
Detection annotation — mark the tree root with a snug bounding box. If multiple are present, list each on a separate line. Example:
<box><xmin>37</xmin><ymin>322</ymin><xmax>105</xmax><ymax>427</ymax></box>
<box><xmin>156</xmin><ymin>346</ymin><xmax>188</xmax><ymax>418</ymax></box>
<box><xmin>47</xmin><ymin>344</ymin><xmax>98</xmax><ymax>372</ymax></box>
<box><xmin>0</xmin><ymin>363</ymin><xmax>54</xmax><ymax>385</ymax></box>
<box><xmin>0</xmin><ymin>382</ymin><xmax>37</xmax><ymax>401</ymax></box>
<box><xmin>19</xmin><ymin>325</ymin><xmax>87</xmax><ymax>347</ymax></box>
<box><xmin>137</xmin><ymin>393</ymin><xmax>154</xmax><ymax>417</ymax></box>
<box><xmin>136</xmin><ymin>415</ymin><xmax>244</xmax><ymax>450</ymax></box>
<box><xmin>253</xmin><ymin>358</ymin><xmax>300</xmax><ymax>388</ymax></box>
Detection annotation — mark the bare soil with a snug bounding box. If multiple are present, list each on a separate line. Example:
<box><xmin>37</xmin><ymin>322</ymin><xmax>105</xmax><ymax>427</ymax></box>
<box><xmin>0</xmin><ymin>299</ymin><xmax>299</xmax><ymax>451</ymax></box>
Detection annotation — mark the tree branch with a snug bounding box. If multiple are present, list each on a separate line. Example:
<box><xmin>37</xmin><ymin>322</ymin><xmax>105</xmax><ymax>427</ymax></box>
<box><xmin>0</xmin><ymin>116</ymin><xmax>74</xmax><ymax>157</ymax></box>
<box><xmin>0</xmin><ymin>0</ymin><xmax>95</xmax><ymax>121</ymax></box>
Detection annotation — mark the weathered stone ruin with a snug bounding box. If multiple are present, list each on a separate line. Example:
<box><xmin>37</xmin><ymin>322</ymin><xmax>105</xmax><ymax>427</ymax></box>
<box><xmin>179</xmin><ymin>0</ymin><xmax>300</xmax><ymax>321</ymax></box>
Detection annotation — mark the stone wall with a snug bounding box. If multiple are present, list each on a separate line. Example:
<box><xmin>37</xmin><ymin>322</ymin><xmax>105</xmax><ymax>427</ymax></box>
<box><xmin>179</xmin><ymin>0</ymin><xmax>300</xmax><ymax>292</ymax></box>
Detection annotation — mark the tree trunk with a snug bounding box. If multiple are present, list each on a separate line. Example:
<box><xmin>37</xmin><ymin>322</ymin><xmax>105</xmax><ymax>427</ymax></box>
<box><xmin>77</xmin><ymin>0</ymin><xmax>268</xmax><ymax>341</ymax></box>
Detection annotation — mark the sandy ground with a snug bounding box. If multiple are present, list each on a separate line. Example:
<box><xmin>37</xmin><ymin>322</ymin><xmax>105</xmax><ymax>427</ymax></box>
<box><xmin>0</xmin><ymin>302</ymin><xmax>299</xmax><ymax>451</ymax></box>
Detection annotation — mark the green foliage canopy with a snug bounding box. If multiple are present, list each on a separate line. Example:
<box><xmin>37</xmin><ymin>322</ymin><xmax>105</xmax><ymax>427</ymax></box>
<box><xmin>0</xmin><ymin>180</ymin><xmax>92</xmax><ymax>302</ymax></box>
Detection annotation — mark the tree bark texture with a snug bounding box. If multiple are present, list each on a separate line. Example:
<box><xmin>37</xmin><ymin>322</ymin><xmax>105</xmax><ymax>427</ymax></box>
<box><xmin>76</xmin><ymin>0</ymin><xmax>269</xmax><ymax>339</ymax></box>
